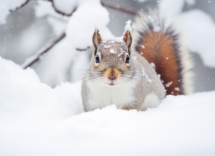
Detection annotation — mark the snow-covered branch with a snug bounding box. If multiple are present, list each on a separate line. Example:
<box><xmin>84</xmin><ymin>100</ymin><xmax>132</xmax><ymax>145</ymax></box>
<box><xmin>100</xmin><ymin>0</ymin><xmax>136</xmax><ymax>15</ymax></box>
<box><xmin>11</xmin><ymin>0</ymin><xmax>136</xmax><ymax>16</ymax></box>
<box><xmin>18</xmin><ymin>0</ymin><xmax>136</xmax><ymax>68</ymax></box>
<box><xmin>22</xmin><ymin>32</ymin><xmax>66</xmax><ymax>69</ymax></box>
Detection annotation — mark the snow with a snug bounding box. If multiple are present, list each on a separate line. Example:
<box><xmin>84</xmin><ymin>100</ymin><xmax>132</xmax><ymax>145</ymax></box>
<box><xmin>20</xmin><ymin>26</ymin><xmax>45</xmax><ymax>55</ymax></box>
<box><xmin>150</xmin><ymin>62</ymin><xmax>155</xmax><ymax>68</ymax></box>
<box><xmin>158</xmin><ymin>0</ymin><xmax>215</xmax><ymax>68</ymax></box>
<box><xmin>175</xmin><ymin>87</ymin><xmax>180</xmax><ymax>91</ymax></box>
<box><xmin>1</xmin><ymin>0</ymin><xmax>215</xmax><ymax>153</ymax></box>
<box><xmin>117</xmin><ymin>52</ymin><xmax>123</xmax><ymax>57</ymax></box>
<box><xmin>165</xmin><ymin>81</ymin><xmax>173</xmax><ymax>87</ymax></box>
<box><xmin>186</xmin><ymin>0</ymin><xmax>196</xmax><ymax>5</ymax></box>
<box><xmin>34</xmin><ymin>1</ymin><xmax>69</xmax><ymax>35</ymax></box>
<box><xmin>0</xmin><ymin>57</ymin><xmax>215</xmax><ymax>155</ymax></box>
<box><xmin>110</xmin><ymin>48</ymin><xmax>116</xmax><ymax>54</ymax></box>
<box><xmin>66</xmin><ymin>1</ymin><xmax>111</xmax><ymax>48</ymax></box>
<box><xmin>0</xmin><ymin>3</ymin><xmax>9</xmax><ymax>24</ymax></box>
<box><xmin>35</xmin><ymin>1</ymin><xmax>58</xmax><ymax>18</ymax></box>
<box><xmin>125</xmin><ymin>20</ymin><xmax>132</xmax><ymax>32</ymax></box>
<box><xmin>53</xmin><ymin>0</ymin><xmax>77</xmax><ymax>15</ymax></box>
<box><xmin>159</xmin><ymin>0</ymin><xmax>186</xmax><ymax>21</ymax></box>
<box><xmin>31</xmin><ymin>0</ymin><xmax>113</xmax><ymax>86</ymax></box>
<box><xmin>1</xmin><ymin>0</ymin><xmax>214</xmax><ymax>73</ymax></box>
<box><xmin>0</xmin><ymin>0</ymin><xmax>113</xmax><ymax>86</ymax></box>
<box><xmin>104</xmin><ymin>44</ymin><xmax>111</xmax><ymax>48</ymax></box>
<box><xmin>142</xmin><ymin>66</ymin><xmax>152</xmax><ymax>83</ymax></box>
<box><xmin>159</xmin><ymin>0</ymin><xmax>196</xmax><ymax>21</ymax></box>
<box><xmin>32</xmin><ymin>39</ymin><xmax>80</xmax><ymax>86</ymax></box>
<box><xmin>177</xmin><ymin>10</ymin><xmax>215</xmax><ymax>68</ymax></box>
<box><xmin>52</xmin><ymin>0</ymin><xmax>102</xmax><ymax>15</ymax></box>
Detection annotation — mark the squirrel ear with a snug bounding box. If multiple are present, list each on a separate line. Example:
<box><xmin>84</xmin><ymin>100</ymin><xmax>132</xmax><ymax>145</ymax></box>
<box><xmin>92</xmin><ymin>28</ymin><xmax>102</xmax><ymax>55</ymax></box>
<box><xmin>123</xmin><ymin>30</ymin><xmax>132</xmax><ymax>55</ymax></box>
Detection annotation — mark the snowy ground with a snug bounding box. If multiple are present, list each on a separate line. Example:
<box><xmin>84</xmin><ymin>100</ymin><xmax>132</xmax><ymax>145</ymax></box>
<box><xmin>0</xmin><ymin>0</ymin><xmax>215</xmax><ymax>155</ymax></box>
<box><xmin>0</xmin><ymin>57</ymin><xmax>215</xmax><ymax>156</ymax></box>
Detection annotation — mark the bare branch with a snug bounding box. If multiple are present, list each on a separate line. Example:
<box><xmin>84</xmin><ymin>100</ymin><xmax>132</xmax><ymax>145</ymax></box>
<box><xmin>51</xmin><ymin>2</ymin><xmax>77</xmax><ymax>16</ymax></box>
<box><xmin>9</xmin><ymin>0</ymin><xmax>30</xmax><ymax>13</ymax></box>
<box><xmin>14</xmin><ymin>0</ymin><xmax>30</xmax><ymax>10</ymax></box>
<box><xmin>22</xmin><ymin>32</ymin><xmax>66</xmax><ymax>69</ymax></box>
<box><xmin>100</xmin><ymin>0</ymin><xmax>137</xmax><ymax>15</ymax></box>
<box><xmin>76</xmin><ymin>47</ymin><xmax>91</xmax><ymax>51</ymax></box>
<box><xmin>13</xmin><ymin>0</ymin><xmax>136</xmax><ymax>16</ymax></box>
<box><xmin>12</xmin><ymin>0</ymin><xmax>77</xmax><ymax>16</ymax></box>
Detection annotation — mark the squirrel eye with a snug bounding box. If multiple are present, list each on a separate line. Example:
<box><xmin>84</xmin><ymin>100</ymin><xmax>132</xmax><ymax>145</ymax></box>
<box><xmin>95</xmin><ymin>55</ymin><xmax>100</xmax><ymax>63</ymax></box>
<box><xmin>126</xmin><ymin>55</ymin><xmax>130</xmax><ymax>64</ymax></box>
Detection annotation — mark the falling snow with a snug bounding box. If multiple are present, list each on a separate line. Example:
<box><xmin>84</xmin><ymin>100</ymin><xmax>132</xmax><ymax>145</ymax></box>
<box><xmin>142</xmin><ymin>67</ymin><xmax>152</xmax><ymax>83</ymax></box>
<box><xmin>110</xmin><ymin>49</ymin><xmax>116</xmax><ymax>54</ymax></box>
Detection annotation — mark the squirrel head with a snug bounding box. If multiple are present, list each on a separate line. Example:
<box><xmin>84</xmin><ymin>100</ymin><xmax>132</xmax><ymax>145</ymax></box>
<box><xmin>91</xmin><ymin>28</ymin><xmax>134</xmax><ymax>86</ymax></box>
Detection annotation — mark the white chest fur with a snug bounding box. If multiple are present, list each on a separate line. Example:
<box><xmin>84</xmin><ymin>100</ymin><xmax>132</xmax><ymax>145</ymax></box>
<box><xmin>86</xmin><ymin>78</ymin><xmax>136</xmax><ymax>110</ymax></box>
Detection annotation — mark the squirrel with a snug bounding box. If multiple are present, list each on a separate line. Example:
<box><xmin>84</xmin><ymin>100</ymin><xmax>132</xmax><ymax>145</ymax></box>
<box><xmin>81</xmin><ymin>10</ymin><xmax>193</xmax><ymax>112</ymax></box>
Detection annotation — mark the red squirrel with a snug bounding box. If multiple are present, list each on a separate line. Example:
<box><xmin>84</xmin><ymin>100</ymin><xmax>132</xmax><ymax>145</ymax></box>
<box><xmin>81</xmin><ymin>10</ymin><xmax>193</xmax><ymax>111</ymax></box>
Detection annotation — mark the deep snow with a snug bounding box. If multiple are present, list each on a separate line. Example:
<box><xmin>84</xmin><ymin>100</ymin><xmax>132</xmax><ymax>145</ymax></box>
<box><xmin>0</xmin><ymin>0</ymin><xmax>215</xmax><ymax>155</ymax></box>
<box><xmin>0</xmin><ymin>57</ymin><xmax>215</xmax><ymax>156</ymax></box>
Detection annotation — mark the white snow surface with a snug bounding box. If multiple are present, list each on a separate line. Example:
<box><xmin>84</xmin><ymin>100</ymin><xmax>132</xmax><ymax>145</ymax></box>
<box><xmin>66</xmin><ymin>0</ymin><xmax>112</xmax><ymax>48</ymax></box>
<box><xmin>1</xmin><ymin>57</ymin><xmax>215</xmax><ymax>156</ymax></box>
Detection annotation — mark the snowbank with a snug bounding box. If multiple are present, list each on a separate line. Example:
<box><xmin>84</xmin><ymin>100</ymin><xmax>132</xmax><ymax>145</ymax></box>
<box><xmin>0</xmin><ymin>57</ymin><xmax>215</xmax><ymax>156</ymax></box>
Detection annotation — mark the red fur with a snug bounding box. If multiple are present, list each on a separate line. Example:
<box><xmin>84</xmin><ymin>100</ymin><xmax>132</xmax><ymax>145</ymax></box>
<box><xmin>138</xmin><ymin>31</ymin><xmax>181</xmax><ymax>95</ymax></box>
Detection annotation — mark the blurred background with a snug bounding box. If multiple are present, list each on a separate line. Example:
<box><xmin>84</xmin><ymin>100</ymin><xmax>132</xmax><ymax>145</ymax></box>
<box><xmin>0</xmin><ymin>0</ymin><xmax>214</xmax><ymax>93</ymax></box>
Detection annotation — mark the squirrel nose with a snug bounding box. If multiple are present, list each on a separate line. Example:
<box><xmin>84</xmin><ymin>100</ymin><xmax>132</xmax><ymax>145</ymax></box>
<box><xmin>108</xmin><ymin>76</ymin><xmax>117</xmax><ymax>81</ymax></box>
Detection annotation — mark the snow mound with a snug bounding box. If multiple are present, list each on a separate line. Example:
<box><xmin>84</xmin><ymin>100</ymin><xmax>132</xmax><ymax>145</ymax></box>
<box><xmin>0</xmin><ymin>57</ymin><xmax>215</xmax><ymax>155</ymax></box>
<box><xmin>65</xmin><ymin>1</ymin><xmax>112</xmax><ymax>48</ymax></box>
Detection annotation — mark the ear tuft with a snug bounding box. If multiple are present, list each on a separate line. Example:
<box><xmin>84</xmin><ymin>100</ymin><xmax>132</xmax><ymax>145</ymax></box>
<box><xmin>123</xmin><ymin>30</ymin><xmax>132</xmax><ymax>55</ymax></box>
<box><xmin>92</xmin><ymin>28</ymin><xmax>102</xmax><ymax>55</ymax></box>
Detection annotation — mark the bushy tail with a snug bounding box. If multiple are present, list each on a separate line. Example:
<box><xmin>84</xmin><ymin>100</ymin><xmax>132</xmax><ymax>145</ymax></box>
<box><xmin>132</xmin><ymin>10</ymin><xmax>193</xmax><ymax>95</ymax></box>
